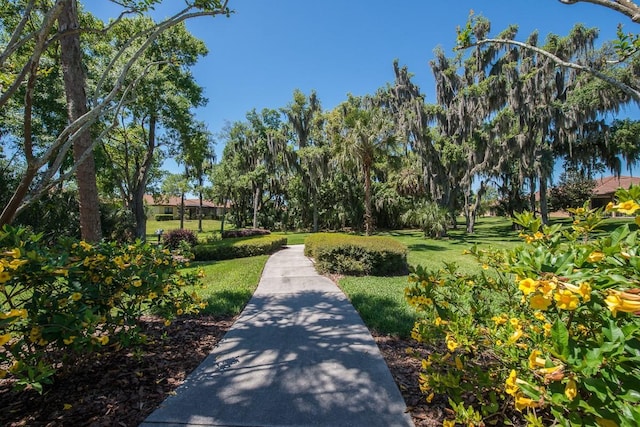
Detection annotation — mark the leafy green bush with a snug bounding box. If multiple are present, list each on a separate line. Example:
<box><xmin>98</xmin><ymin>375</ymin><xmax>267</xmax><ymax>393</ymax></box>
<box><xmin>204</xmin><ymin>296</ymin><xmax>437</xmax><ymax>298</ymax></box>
<box><xmin>406</xmin><ymin>195</ymin><xmax>640</xmax><ymax>426</ymax></box>
<box><xmin>163</xmin><ymin>229</ymin><xmax>198</xmax><ymax>249</ymax></box>
<box><xmin>155</xmin><ymin>214</ymin><xmax>174</xmax><ymax>221</ymax></box>
<box><xmin>305</xmin><ymin>233</ymin><xmax>407</xmax><ymax>276</ymax></box>
<box><xmin>0</xmin><ymin>226</ymin><xmax>205</xmax><ymax>392</ymax></box>
<box><xmin>193</xmin><ymin>235</ymin><xmax>287</xmax><ymax>261</ymax></box>
<box><xmin>222</xmin><ymin>228</ymin><xmax>270</xmax><ymax>238</ymax></box>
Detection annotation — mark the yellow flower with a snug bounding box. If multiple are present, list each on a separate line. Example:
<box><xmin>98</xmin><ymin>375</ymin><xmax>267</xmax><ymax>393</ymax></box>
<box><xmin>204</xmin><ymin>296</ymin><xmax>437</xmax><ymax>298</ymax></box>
<box><xmin>446</xmin><ymin>334</ymin><xmax>459</xmax><ymax>351</ymax></box>
<box><xmin>176</xmin><ymin>308</ymin><xmax>184</xmax><ymax>316</ymax></box>
<box><xmin>508</xmin><ymin>328</ymin><xmax>523</xmax><ymax>344</ymax></box>
<box><xmin>605</xmin><ymin>201</ymin><xmax>614</xmax><ymax>212</ymax></box>
<box><xmin>3</xmin><ymin>248</ymin><xmax>20</xmax><ymax>258</ymax></box>
<box><xmin>578</xmin><ymin>282</ymin><xmax>591</xmax><ymax>302</ymax></box>
<box><xmin>63</xmin><ymin>403</ymin><xmax>73</xmax><ymax>410</ymax></box>
<box><xmin>71</xmin><ymin>292</ymin><xmax>82</xmax><ymax>301</ymax></box>
<box><xmin>148</xmin><ymin>292</ymin><xmax>157</xmax><ymax>300</ymax></box>
<box><xmin>534</xmin><ymin>311</ymin><xmax>546</xmax><ymax>321</ymax></box>
<box><xmin>426</xmin><ymin>392</ymin><xmax>435</xmax><ymax>403</ymax></box>
<box><xmin>505</xmin><ymin>369</ymin><xmax>519</xmax><ymax>396</ymax></box>
<box><xmin>491</xmin><ymin>315</ymin><xmax>507</xmax><ymax>326</ymax></box>
<box><xmin>530</xmin><ymin>293</ymin><xmax>552</xmax><ymax>310</ymax></box>
<box><xmin>79</xmin><ymin>241</ymin><xmax>93</xmax><ymax>251</ymax></box>
<box><xmin>443</xmin><ymin>420</ymin><xmax>455</xmax><ymax>427</ymax></box>
<box><xmin>132</xmin><ymin>279</ymin><xmax>142</xmax><ymax>287</ymax></box>
<box><xmin>509</xmin><ymin>318</ymin><xmax>520</xmax><ymax>328</ymax></box>
<box><xmin>482</xmin><ymin>264</ymin><xmax>489</xmax><ymax>270</ymax></box>
<box><xmin>615</xmin><ymin>200</ymin><xmax>640</xmax><ymax>215</ymax></box>
<box><xmin>586</xmin><ymin>251</ymin><xmax>605</xmax><ymax>263</ymax></box>
<box><xmin>0</xmin><ymin>333</ymin><xmax>12</xmax><ymax>346</ymax></box>
<box><xmin>514</xmin><ymin>393</ymin><xmax>540</xmax><ymax>411</ymax></box>
<box><xmin>605</xmin><ymin>290</ymin><xmax>640</xmax><ymax>317</ymax></box>
<box><xmin>565</xmin><ymin>379</ymin><xmax>578</xmax><ymax>401</ymax></box>
<box><xmin>99</xmin><ymin>335</ymin><xmax>109</xmax><ymax>345</ymax></box>
<box><xmin>63</xmin><ymin>336</ymin><xmax>76</xmax><ymax>345</ymax></box>
<box><xmin>434</xmin><ymin>317</ymin><xmax>447</xmax><ymax>326</ymax></box>
<box><xmin>528</xmin><ymin>349</ymin><xmax>546</xmax><ymax>369</ymax></box>
<box><xmin>0</xmin><ymin>271</ymin><xmax>11</xmax><ymax>283</ymax></box>
<box><xmin>543</xmin><ymin>323</ymin><xmax>552</xmax><ymax>336</ymax></box>
<box><xmin>8</xmin><ymin>259</ymin><xmax>28</xmax><ymax>270</ymax></box>
<box><xmin>455</xmin><ymin>356</ymin><xmax>463</xmax><ymax>370</ymax></box>
<box><xmin>538</xmin><ymin>280</ymin><xmax>557</xmax><ymax>296</ymax></box>
<box><xmin>518</xmin><ymin>278</ymin><xmax>538</xmax><ymax>295</ymax></box>
<box><xmin>164</xmin><ymin>319</ymin><xmax>172</xmax><ymax>327</ymax></box>
<box><xmin>0</xmin><ymin>308</ymin><xmax>27</xmax><ymax>320</ymax></box>
<box><xmin>554</xmin><ymin>289</ymin><xmax>580</xmax><ymax>310</ymax></box>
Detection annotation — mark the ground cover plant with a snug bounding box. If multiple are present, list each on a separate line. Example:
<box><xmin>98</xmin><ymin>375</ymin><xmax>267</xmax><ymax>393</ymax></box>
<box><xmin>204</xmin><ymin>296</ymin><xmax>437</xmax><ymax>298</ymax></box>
<box><xmin>405</xmin><ymin>194</ymin><xmax>640</xmax><ymax>426</ymax></box>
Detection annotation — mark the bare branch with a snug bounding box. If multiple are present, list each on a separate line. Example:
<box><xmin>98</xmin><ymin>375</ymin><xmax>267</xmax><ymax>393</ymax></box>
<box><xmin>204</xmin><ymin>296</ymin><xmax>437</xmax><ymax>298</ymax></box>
<box><xmin>559</xmin><ymin>0</ymin><xmax>640</xmax><ymax>22</ymax></box>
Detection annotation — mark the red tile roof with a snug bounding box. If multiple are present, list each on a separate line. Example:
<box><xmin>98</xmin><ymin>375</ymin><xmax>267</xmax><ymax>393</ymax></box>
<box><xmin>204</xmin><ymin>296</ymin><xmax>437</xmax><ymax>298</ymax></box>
<box><xmin>592</xmin><ymin>176</ymin><xmax>640</xmax><ymax>196</ymax></box>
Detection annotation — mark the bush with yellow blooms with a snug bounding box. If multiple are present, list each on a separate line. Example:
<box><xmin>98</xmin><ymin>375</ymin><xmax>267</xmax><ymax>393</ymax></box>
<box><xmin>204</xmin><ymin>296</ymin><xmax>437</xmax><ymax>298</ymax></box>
<box><xmin>0</xmin><ymin>226</ymin><xmax>205</xmax><ymax>393</ymax></box>
<box><xmin>406</xmin><ymin>187</ymin><xmax>640</xmax><ymax>426</ymax></box>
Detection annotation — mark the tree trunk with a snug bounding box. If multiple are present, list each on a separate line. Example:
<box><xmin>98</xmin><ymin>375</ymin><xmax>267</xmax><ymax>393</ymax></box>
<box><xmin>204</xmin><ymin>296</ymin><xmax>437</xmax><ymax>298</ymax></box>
<box><xmin>198</xmin><ymin>189</ymin><xmax>203</xmax><ymax>232</ymax></box>
<box><xmin>529</xmin><ymin>176</ymin><xmax>537</xmax><ymax>216</ymax></box>
<box><xmin>59</xmin><ymin>0</ymin><xmax>101</xmax><ymax>242</ymax></box>
<box><xmin>468</xmin><ymin>181</ymin><xmax>486</xmax><ymax>234</ymax></box>
<box><xmin>180</xmin><ymin>192</ymin><xmax>185</xmax><ymax>229</ymax></box>
<box><xmin>130</xmin><ymin>114</ymin><xmax>157</xmax><ymax>241</ymax></box>
<box><xmin>539</xmin><ymin>175</ymin><xmax>549</xmax><ymax>225</ymax></box>
<box><xmin>364</xmin><ymin>162</ymin><xmax>372</xmax><ymax>236</ymax></box>
<box><xmin>312</xmin><ymin>192</ymin><xmax>319</xmax><ymax>232</ymax></box>
<box><xmin>252</xmin><ymin>185</ymin><xmax>260</xmax><ymax>229</ymax></box>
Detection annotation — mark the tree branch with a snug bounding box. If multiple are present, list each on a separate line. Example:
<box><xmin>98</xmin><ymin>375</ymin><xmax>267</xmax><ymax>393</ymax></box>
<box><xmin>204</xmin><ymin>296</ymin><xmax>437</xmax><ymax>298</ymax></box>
<box><xmin>559</xmin><ymin>0</ymin><xmax>640</xmax><ymax>22</ymax></box>
<box><xmin>467</xmin><ymin>38</ymin><xmax>640</xmax><ymax>102</ymax></box>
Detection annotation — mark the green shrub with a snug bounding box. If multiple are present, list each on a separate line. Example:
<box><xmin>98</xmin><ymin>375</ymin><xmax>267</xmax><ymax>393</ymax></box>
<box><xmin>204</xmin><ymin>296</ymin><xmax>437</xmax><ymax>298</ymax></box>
<box><xmin>155</xmin><ymin>214</ymin><xmax>174</xmax><ymax>221</ymax></box>
<box><xmin>222</xmin><ymin>228</ymin><xmax>270</xmax><ymax>238</ymax></box>
<box><xmin>0</xmin><ymin>226</ymin><xmax>205</xmax><ymax>392</ymax></box>
<box><xmin>193</xmin><ymin>235</ymin><xmax>287</xmax><ymax>261</ymax></box>
<box><xmin>163</xmin><ymin>229</ymin><xmax>198</xmax><ymax>249</ymax></box>
<box><xmin>305</xmin><ymin>233</ymin><xmax>407</xmax><ymax>276</ymax></box>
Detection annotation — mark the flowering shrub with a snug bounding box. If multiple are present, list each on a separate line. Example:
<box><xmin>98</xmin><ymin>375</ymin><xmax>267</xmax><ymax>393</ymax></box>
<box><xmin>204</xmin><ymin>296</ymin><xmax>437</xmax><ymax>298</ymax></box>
<box><xmin>406</xmin><ymin>189</ymin><xmax>640</xmax><ymax>426</ymax></box>
<box><xmin>0</xmin><ymin>226</ymin><xmax>205</xmax><ymax>392</ymax></box>
<box><xmin>221</xmin><ymin>228</ymin><xmax>270</xmax><ymax>238</ymax></box>
<box><xmin>163</xmin><ymin>228</ymin><xmax>198</xmax><ymax>249</ymax></box>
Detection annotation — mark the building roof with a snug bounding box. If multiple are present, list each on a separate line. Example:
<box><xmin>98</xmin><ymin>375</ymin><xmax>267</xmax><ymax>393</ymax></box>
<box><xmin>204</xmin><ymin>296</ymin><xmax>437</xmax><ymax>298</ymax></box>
<box><xmin>592</xmin><ymin>176</ymin><xmax>640</xmax><ymax>197</ymax></box>
<box><xmin>143</xmin><ymin>194</ymin><xmax>221</xmax><ymax>208</ymax></box>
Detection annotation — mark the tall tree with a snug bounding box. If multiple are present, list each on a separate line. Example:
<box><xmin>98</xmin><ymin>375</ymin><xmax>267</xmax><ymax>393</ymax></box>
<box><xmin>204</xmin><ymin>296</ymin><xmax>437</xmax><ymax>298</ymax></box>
<box><xmin>0</xmin><ymin>0</ymin><xmax>231</xmax><ymax>234</ymax></box>
<box><xmin>329</xmin><ymin>95</ymin><xmax>396</xmax><ymax>235</ymax></box>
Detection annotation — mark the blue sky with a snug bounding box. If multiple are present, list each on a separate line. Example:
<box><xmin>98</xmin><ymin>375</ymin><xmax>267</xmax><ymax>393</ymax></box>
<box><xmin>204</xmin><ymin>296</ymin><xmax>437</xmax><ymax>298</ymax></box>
<box><xmin>86</xmin><ymin>0</ymin><xmax>637</xmax><ymax>165</ymax></box>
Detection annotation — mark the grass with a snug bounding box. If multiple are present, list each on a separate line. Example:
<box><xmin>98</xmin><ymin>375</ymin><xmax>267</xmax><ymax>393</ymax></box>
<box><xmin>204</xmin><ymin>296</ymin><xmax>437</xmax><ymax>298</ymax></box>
<box><xmin>146</xmin><ymin>219</ymin><xmax>233</xmax><ymax>242</ymax></box>
<box><xmin>183</xmin><ymin>256</ymin><xmax>269</xmax><ymax>316</ymax></box>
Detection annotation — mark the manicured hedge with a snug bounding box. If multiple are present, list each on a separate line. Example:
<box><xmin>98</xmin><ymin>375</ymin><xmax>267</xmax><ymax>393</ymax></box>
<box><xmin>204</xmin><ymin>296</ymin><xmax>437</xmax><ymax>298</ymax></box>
<box><xmin>193</xmin><ymin>235</ymin><xmax>287</xmax><ymax>261</ymax></box>
<box><xmin>154</xmin><ymin>214</ymin><xmax>173</xmax><ymax>221</ymax></box>
<box><xmin>304</xmin><ymin>233</ymin><xmax>407</xmax><ymax>276</ymax></box>
<box><xmin>221</xmin><ymin>228</ymin><xmax>270</xmax><ymax>238</ymax></box>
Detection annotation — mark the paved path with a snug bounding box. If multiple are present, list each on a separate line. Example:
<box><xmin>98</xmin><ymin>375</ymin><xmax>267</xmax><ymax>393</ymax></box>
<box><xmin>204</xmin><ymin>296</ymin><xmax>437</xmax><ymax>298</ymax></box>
<box><xmin>141</xmin><ymin>245</ymin><xmax>414</xmax><ymax>427</ymax></box>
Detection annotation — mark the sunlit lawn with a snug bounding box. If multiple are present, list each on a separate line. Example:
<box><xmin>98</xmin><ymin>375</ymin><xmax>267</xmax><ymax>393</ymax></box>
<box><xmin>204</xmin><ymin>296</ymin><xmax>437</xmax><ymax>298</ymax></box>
<box><xmin>183</xmin><ymin>255</ymin><xmax>269</xmax><ymax>316</ymax></box>
<box><xmin>175</xmin><ymin>215</ymin><xmax>637</xmax><ymax>338</ymax></box>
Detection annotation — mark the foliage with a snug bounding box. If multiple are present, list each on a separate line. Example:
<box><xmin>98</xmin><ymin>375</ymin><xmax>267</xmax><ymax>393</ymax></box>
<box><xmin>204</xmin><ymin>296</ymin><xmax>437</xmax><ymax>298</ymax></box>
<box><xmin>406</xmin><ymin>189</ymin><xmax>640</xmax><ymax>425</ymax></box>
<box><xmin>0</xmin><ymin>226</ymin><xmax>205</xmax><ymax>392</ymax></box>
<box><xmin>192</xmin><ymin>235</ymin><xmax>286</xmax><ymax>261</ymax></box>
<box><xmin>305</xmin><ymin>233</ymin><xmax>407</xmax><ymax>276</ymax></box>
<box><xmin>548</xmin><ymin>169</ymin><xmax>596</xmax><ymax>211</ymax></box>
<box><xmin>163</xmin><ymin>228</ymin><xmax>198</xmax><ymax>249</ymax></box>
<box><xmin>221</xmin><ymin>228</ymin><xmax>270</xmax><ymax>238</ymax></box>
<box><xmin>401</xmin><ymin>201</ymin><xmax>449</xmax><ymax>238</ymax></box>
<box><xmin>155</xmin><ymin>214</ymin><xmax>174</xmax><ymax>221</ymax></box>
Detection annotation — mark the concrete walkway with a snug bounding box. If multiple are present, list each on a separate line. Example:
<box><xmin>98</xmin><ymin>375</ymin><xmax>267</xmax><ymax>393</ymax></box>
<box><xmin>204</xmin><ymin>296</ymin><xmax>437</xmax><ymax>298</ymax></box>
<box><xmin>141</xmin><ymin>245</ymin><xmax>414</xmax><ymax>427</ymax></box>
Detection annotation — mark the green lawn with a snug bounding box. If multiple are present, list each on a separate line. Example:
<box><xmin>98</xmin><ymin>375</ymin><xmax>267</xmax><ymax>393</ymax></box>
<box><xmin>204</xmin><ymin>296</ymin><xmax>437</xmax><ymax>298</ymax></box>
<box><xmin>183</xmin><ymin>256</ymin><xmax>269</xmax><ymax>316</ymax></box>
<box><xmin>177</xmin><ymin>215</ymin><xmax>637</xmax><ymax>339</ymax></box>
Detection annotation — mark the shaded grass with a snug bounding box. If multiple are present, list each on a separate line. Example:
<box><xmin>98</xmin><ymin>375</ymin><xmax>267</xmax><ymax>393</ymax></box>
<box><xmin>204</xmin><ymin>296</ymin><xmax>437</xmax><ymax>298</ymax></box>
<box><xmin>338</xmin><ymin>275</ymin><xmax>418</xmax><ymax>338</ymax></box>
<box><xmin>183</xmin><ymin>256</ymin><xmax>269</xmax><ymax>316</ymax></box>
<box><xmin>272</xmin><ymin>231</ymin><xmax>311</xmax><ymax>246</ymax></box>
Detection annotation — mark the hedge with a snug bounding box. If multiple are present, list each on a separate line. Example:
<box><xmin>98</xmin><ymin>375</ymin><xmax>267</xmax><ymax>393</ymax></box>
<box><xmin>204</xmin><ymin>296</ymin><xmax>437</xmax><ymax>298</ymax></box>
<box><xmin>304</xmin><ymin>233</ymin><xmax>407</xmax><ymax>276</ymax></box>
<box><xmin>193</xmin><ymin>235</ymin><xmax>287</xmax><ymax>261</ymax></box>
<box><xmin>221</xmin><ymin>228</ymin><xmax>270</xmax><ymax>238</ymax></box>
<box><xmin>154</xmin><ymin>214</ymin><xmax>173</xmax><ymax>221</ymax></box>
